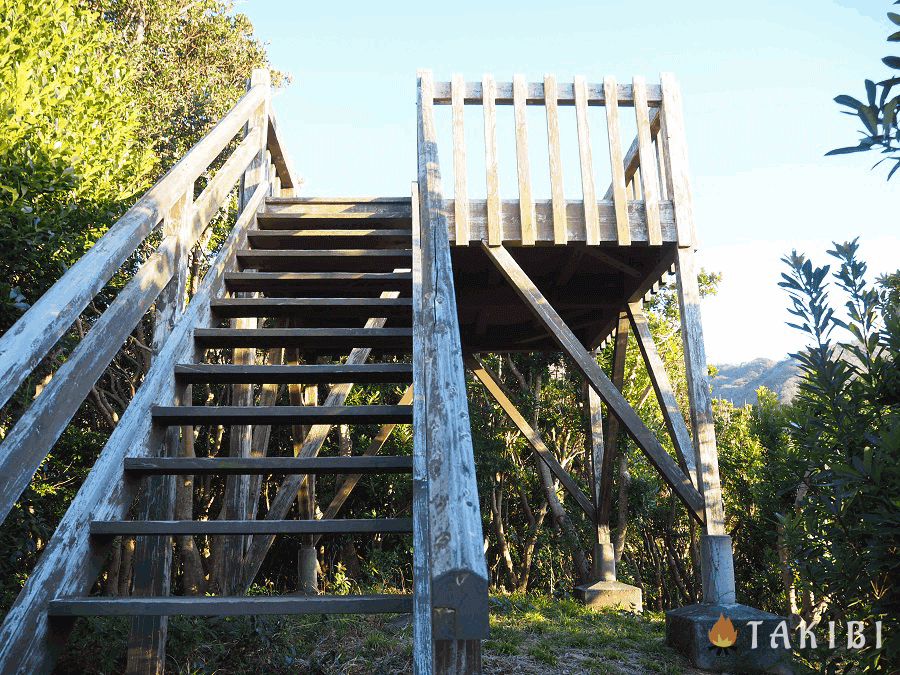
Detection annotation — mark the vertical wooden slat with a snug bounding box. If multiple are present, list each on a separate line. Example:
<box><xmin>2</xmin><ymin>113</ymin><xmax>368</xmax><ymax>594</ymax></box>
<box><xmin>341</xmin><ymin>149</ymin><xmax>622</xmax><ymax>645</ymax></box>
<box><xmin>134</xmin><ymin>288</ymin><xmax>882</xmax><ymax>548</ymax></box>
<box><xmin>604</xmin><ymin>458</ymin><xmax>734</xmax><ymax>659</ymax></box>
<box><xmin>544</xmin><ymin>74</ymin><xmax>567</xmax><ymax>245</ymax></box>
<box><xmin>655</xmin><ymin>138</ymin><xmax>669</xmax><ymax>201</ymax></box>
<box><xmin>482</xmin><ymin>74</ymin><xmax>501</xmax><ymax>246</ymax></box>
<box><xmin>410</xmin><ymin>181</ymin><xmax>433</xmax><ymax>675</ymax></box>
<box><xmin>574</xmin><ymin>76</ymin><xmax>599</xmax><ymax>246</ymax></box>
<box><xmin>513</xmin><ymin>75</ymin><xmax>536</xmax><ymax>246</ymax></box>
<box><xmin>633</xmin><ymin>76</ymin><xmax>662</xmax><ymax>246</ymax></box>
<box><xmin>659</xmin><ymin>72</ymin><xmax>694</xmax><ymax>247</ymax></box>
<box><xmin>451</xmin><ymin>75</ymin><xmax>469</xmax><ymax>246</ymax></box>
<box><xmin>604</xmin><ymin>76</ymin><xmax>630</xmax><ymax>246</ymax></box>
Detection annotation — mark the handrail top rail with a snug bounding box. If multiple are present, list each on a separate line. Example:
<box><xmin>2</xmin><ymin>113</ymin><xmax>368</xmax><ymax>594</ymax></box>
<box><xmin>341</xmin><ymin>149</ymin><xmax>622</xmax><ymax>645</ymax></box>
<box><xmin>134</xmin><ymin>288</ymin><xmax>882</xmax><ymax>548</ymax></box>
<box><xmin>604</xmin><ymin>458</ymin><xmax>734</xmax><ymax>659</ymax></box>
<box><xmin>432</xmin><ymin>77</ymin><xmax>664</xmax><ymax>107</ymax></box>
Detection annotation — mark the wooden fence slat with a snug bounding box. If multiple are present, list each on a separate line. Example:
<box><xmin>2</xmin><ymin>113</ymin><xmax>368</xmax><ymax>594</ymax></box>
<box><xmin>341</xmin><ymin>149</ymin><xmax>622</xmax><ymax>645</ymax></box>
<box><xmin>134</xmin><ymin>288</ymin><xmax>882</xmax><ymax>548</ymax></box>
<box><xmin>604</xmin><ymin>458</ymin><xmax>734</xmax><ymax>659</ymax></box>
<box><xmin>574</xmin><ymin>76</ymin><xmax>599</xmax><ymax>245</ymax></box>
<box><xmin>0</xmin><ymin>84</ymin><xmax>266</xmax><ymax>414</ymax></box>
<box><xmin>633</xmin><ymin>76</ymin><xmax>662</xmax><ymax>246</ymax></box>
<box><xmin>451</xmin><ymin>75</ymin><xmax>469</xmax><ymax>246</ymax></box>
<box><xmin>513</xmin><ymin>75</ymin><xmax>536</xmax><ymax>246</ymax></box>
<box><xmin>481</xmin><ymin>242</ymin><xmax>705</xmax><ymax>521</ymax></box>
<box><xmin>0</xmin><ymin>183</ymin><xmax>268</xmax><ymax>675</ymax></box>
<box><xmin>659</xmin><ymin>72</ymin><xmax>694</xmax><ymax>247</ymax></box>
<box><xmin>604</xmin><ymin>76</ymin><xmax>631</xmax><ymax>246</ymax></box>
<box><xmin>543</xmin><ymin>74</ymin><xmax>567</xmax><ymax>245</ymax></box>
<box><xmin>482</xmin><ymin>74</ymin><xmax>502</xmax><ymax>246</ymax></box>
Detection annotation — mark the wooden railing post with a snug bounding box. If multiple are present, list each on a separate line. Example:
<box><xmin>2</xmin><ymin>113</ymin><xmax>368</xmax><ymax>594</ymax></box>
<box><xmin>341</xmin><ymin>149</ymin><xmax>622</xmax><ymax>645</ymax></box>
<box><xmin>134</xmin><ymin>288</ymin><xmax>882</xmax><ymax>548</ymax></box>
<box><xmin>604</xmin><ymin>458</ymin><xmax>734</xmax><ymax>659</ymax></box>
<box><xmin>417</xmin><ymin>69</ymin><xmax>489</xmax><ymax>675</ymax></box>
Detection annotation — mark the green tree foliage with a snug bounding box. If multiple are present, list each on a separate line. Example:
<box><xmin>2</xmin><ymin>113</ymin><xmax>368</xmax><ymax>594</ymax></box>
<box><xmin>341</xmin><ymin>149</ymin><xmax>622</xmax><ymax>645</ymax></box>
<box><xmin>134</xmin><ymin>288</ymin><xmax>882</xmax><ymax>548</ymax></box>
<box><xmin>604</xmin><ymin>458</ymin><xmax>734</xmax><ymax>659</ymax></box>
<box><xmin>828</xmin><ymin>1</ymin><xmax>900</xmax><ymax>178</ymax></box>
<box><xmin>89</xmin><ymin>0</ymin><xmax>289</xmax><ymax>175</ymax></box>
<box><xmin>0</xmin><ymin>0</ymin><xmax>154</xmax><ymax>329</ymax></box>
<box><xmin>778</xmin><ymin>240</ymin><xmax>900</xmax><ymax>673</ymax></box>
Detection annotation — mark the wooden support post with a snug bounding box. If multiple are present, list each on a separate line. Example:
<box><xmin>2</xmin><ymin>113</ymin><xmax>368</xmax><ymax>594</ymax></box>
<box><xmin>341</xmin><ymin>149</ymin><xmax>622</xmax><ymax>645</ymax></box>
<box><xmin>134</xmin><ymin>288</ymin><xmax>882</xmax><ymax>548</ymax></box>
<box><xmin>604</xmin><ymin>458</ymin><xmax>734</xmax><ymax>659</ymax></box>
<box><xmin>626</xmin><ymin>302</ymin><xmax>697</xmax><ymax>487</ymax></box>
<box><xmin>126</xmin><ymin>186</ymin><xmax>192</xmax><ymax>674</ymax></box>
<box><xmin>466</xmin><ymin>356</ymin><xmax>596</xmax><ymax>522</ymax></box>
<box><xmin>605</xmin><ymin>314</ymin><xmax>629</xmax><ymax>565</ymax></box>
<box><xmin>587</xmin><ymin>385</ymin><xmax>615</xmax><ymax>581</ymax></box>
<box><xmin>675</xmin><ymin>246</ymin><xmax>735</xmax><ymax>603</ymax></box>
<box><xmin>481</xmin><ymin>243</ymin><xmax>704</xmax><ymax>521</ymax></box>
<box><xmin>289</xmin><ymin>340</ymin><xmax>318</xmax><ymax>594</ymax></box>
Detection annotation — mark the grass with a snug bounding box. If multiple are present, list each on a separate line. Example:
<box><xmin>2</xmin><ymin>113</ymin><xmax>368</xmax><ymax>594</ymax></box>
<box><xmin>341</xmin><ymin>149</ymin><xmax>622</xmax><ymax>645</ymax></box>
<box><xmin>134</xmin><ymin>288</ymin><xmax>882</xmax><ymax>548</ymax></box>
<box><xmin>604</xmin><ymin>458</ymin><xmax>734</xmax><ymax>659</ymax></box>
<box><xmin>52</xmin><ymin>591</ymin><xmax>699</xmax><ymax>674</ymax></box>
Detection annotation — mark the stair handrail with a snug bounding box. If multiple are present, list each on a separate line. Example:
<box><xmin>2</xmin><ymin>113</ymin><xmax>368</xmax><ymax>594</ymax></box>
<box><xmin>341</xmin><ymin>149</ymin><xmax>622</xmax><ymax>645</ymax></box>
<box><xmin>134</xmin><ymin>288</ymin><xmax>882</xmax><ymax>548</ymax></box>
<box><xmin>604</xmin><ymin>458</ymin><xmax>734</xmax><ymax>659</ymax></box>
<box><xmin>0</xmin><ymin>69</ymin><xmax>297</xmax><ymax>527</ymax></box>
<box><xmin>415</xmin><ymin>69</ymin><xmax>489</xmax><ymax>645</ymax></box>
<box><xmin>0</xmin><ymin>67</ymin><xmax>297</xmax><ymax>674</ymax></box>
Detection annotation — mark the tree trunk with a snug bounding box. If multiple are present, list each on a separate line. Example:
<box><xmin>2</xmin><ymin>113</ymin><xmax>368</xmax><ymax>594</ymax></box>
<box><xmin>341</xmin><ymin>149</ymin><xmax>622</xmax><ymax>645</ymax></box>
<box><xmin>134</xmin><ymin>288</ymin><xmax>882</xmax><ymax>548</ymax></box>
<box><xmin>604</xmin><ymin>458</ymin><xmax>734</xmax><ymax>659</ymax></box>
<box><xmin>489</xmin><ymin>483</ymin><xmax>517</xmax><ymax>591</ymax></box>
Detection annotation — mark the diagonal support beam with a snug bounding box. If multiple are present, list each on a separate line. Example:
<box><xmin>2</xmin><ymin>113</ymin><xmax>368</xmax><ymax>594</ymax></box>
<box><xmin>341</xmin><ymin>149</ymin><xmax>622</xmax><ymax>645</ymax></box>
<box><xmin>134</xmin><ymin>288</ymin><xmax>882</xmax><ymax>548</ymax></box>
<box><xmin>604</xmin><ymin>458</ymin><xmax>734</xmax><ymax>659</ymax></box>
<box><xmin>626</xmin><ymin>302</ymin><xmax>698</xmax><ymax>488</ymax></box>
<box><xmin>465</xmin><ymin>356</ymin><xmax>596</xmax><ymax>523</ymax></box>
<box><xmin>311</xmin><ymin>385</ymin><xmax>414</xmax><ymax>546</ymax></box>
<box><xmin>481</xmin><ymin>242</ymin><xmax>705</xmax><ymax>522</ymax></box>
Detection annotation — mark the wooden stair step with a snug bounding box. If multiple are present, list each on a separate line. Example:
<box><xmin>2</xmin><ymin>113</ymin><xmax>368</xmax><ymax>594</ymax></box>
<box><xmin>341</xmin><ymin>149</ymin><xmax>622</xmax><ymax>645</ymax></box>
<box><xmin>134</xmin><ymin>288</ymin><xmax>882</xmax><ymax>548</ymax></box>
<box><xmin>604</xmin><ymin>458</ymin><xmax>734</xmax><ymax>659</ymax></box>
<box><xmin>151</xmin><ymin>405</ymin><xmax>412</xmax><ymax>426</ymax></box>
<box><xmin>90</xmin><ymin>518</ymin><xmax>413</xmax><ymax>536</ymax></box>
<box><xmin>174</xmin><ymin>362</ymin><xmax>413</xmax><ymax>384</ymax></box>
<box><xmin>224</xmin><ymin>272</ymin><xmax>411</xmax><ymax>295</ymax></box>
<box><xmin>256</xmin><ymin>214</ymin><xmax>412</xmax><ymax>230</ymax></box>
<box><xmin>194</xmin><ymin>328</ymin><xmax>412</xmax><ymax>350</ymax></box>
<box><xmin>124</xmin><ymin>455</ymin><xmax>413</xmax><ymax>475</ymax></box>
<box><xmin>247</xmin><ymin>230</ymin><xmax>412</xmax><ymax>250</ymax></box>
<box><xmin>237</xmin><ymin>249</ymin><xmax>412</xmax><ymax>272</ymax></box>
<box><xmin>48</xmin><ymin>594</ymin><xmax>413</xmax><ymax>617</ymax></box>
<box><xmin>209</xmin><ymin>297</ymin><xmax>412</xmax><ymax>319</ymax></box>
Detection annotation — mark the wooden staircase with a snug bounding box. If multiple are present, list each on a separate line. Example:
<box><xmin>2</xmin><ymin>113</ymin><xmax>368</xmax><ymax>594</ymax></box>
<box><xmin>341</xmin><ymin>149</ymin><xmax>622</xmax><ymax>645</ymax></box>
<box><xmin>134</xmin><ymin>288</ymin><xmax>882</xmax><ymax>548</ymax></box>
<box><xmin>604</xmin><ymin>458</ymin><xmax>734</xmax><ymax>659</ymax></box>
<box><xmin>47</xmin><ymin>197</ymin><xmax>421</xmax><ymax>622</ymax></box>
<box><xmin>0</xmin><ymin>69</ymin><xmax>487</xmax><ymax>674</ymax></box>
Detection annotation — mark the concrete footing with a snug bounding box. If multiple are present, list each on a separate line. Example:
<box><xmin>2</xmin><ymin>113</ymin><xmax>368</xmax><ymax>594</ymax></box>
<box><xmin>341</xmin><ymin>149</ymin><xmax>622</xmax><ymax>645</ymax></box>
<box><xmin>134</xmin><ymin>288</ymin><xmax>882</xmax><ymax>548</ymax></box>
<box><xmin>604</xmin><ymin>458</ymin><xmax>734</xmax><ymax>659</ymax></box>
<box><xmin>666</xmin><ymin>603</ymin><xmax>793</xmax><ymax>674</ymax></box>
<box><xmin>574</xmin><ymin>581</ymin><xmax>642</xmax><ymax>613</ymax></box>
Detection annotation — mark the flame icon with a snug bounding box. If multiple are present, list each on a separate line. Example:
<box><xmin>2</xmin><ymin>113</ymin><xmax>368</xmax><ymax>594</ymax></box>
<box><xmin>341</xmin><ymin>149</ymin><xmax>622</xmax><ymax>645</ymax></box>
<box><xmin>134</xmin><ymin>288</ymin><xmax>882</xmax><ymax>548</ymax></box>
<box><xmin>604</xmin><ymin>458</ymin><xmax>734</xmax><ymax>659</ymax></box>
<box><xmin>708</xmin><ymin>613</ymin><xmax>737</xmax><ymax>648</ymax></box>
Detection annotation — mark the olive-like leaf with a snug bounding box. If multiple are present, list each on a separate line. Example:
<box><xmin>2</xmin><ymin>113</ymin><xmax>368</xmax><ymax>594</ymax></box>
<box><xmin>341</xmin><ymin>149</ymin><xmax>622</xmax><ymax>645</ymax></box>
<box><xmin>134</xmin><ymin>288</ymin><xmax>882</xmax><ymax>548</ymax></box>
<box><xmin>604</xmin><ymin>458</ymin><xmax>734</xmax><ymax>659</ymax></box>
<box><xmin>834</xmin><ymin>94</ymin><xmax>865</xmax><ymax>110</ymax></box>
<box><xmin>883</xmin><ymin>56</ymin><xmax>900</xmax><ymax>70</ymax></box>
<box><xmin>825</xmin><ymin>144</ymin><xmax>874</xmax><ymax>156</ymax></box>
<box><xmin>889</xmin><ymin>30</ymin><xmax>900</xmax><ymax>42</ymax></box>
<box><xmin>866</xmin><ymin>80</ymin><xmax>877</xmax><ymax>107</ymax></box>
<box><xmin>889</xmin><ymin>11</ymin><xmax>900</xmax><ymax>25</ymax></box>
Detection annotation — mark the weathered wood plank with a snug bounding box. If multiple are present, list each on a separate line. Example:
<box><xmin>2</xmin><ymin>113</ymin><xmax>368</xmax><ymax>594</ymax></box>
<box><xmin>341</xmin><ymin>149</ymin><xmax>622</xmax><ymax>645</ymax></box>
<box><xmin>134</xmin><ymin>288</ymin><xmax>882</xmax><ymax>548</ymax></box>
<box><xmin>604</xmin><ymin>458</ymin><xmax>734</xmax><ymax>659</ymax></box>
<box><xmin>173</xmin><ymin>363</ymin><xmax>413</xmax><ymax>385</ymax></box>
<box><xmin>246</xmin><ymin>230</ymin><xmax>412</xmax><ymax>250</ymax></box>
<box><xmin>49</xmin><ymin>595</ymin><xmax>413</xmax><ymax>617</ymax></box>
<box><xmin>0</xmin><ymin>237</ymin><xmax>175</xmax><ymax>524</ymax></box>
<box><xmin>193</xmin><ymin>327</ymin><xmax>413</xmax><ymax>349</ymax></box>
<box><xmin>418</xmin><ymin>71</ymin><xmax>490</xmax><ymax>643</ymax></box>
<box><xmin>0</xmin><ymin>184</ymin><xmax>268</xmax><ymax>675</ymax></box>
<box><xmin>410</xmin><ymin>180</ymin><xmax>433</xmax><ymax>675</ymax></box>
<box><xmin>431</xmin><ymin>80</ymin><xmax>664</xmax><ymax>106</ymax></box>
<box><xmin>444</xmin><ymin>198</ymin><xmax>677</xmax><ymax>245</ymax></box>
<box><xmin>513</xmin><ymin>74</ymin><xmax>536</xmax><ymax>246</ymax></box>
<box><xmin>92</xmin><ymin>519</ymin><xmax>413</xmax><ymax>536</ymax></box>
<box><xmin>600</xmin><ymin>313</ymin><xmax>629</xmax><ymax>531</ymax></box>
<box><xmin>626</xmin><ymin>302</ymin><xmax>697</xmax><ymax>487</ymax></box>
<box><xmin>633</xmin><ymin>77</ymin><xmax>662</xmax><ymax>246</ymax></box>
<box><xmin>587</xmin><ymin>385</ymin><xmax>615</xmax><ymax>581</ymax></box>
<box><xmin>152</xmin><ymin>405</ymin><xmax>413</xmax><ymax>426</ymax></box>
<box><xmin>482</xmin><ymin>74</ymin><xmax>502</xmax><ymax>246</ymax></box>
<box><xmin>543</xmin><ymin>74</ymin><xmax>567</xmax><ymax>245</ymax></box>
<box><xmin>451</xmin><ymin>74</ymin><xmax>469</xmax><ymax>246</ymax></box>
<box><xmin>574</xmin><ymin>76</ymin><xmax>600</xmax><ymax>246</ymax></box>
<box><xmin>124</xmin><ymin>456</ymin><xmax>413</xmax><ymax>475</ymax></box>
<box><xmin>604</xmin><ymin>76</ymin><xmax>631</xmax><ymax>246</ymax></box>
<box><xmin>0</xmin><ymin>83</ymin><xmax>266</xmax><ymax>413</ymax></box>
<box><xmin>602</xmin><ymin>106</ymin><xmax>660</xmax><ymax>200</ymax></box>
<box><xmin>481</xmin><ymin>243</ymin><xmax>705</xmax><ymax>521</ymax></box>
<box><xmin>659</xmin><ymin>73</ymin><xmax>695</xmax><ymax>247</ymax></box>
<box><xmin>466</xmin><ymin>357</ymin><xmax>596</xmax><ymax>522</ymax></box>
<box><xmin>209</xmin><ymin>297</ymin><xmax>413</xmax><ymax>319</ymax></box>
<box><xmin>675</xmin><ymin>247</ymin><xmax>724</xmax><ymax>532</ymax></box>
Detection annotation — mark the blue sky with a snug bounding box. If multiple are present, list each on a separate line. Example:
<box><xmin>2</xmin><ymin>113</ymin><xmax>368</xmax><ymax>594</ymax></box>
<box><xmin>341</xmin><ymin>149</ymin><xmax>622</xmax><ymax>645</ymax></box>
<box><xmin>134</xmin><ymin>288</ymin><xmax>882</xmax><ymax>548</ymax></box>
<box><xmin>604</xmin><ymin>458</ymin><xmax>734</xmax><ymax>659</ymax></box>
<box><xmin>235</xmin><ymin>0</ymin><xmax>899</xmax><ymax>364</ymax></box>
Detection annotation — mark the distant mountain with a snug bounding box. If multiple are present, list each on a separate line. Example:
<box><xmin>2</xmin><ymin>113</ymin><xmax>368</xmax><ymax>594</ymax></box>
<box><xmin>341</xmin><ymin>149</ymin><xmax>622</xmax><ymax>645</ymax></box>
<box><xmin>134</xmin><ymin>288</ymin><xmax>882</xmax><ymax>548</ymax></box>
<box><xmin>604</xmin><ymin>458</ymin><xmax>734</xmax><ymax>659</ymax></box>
<box><xmin>709</xmin><ymin>357</ymin><xmax>802</xmax><ymax>406</ymax></box>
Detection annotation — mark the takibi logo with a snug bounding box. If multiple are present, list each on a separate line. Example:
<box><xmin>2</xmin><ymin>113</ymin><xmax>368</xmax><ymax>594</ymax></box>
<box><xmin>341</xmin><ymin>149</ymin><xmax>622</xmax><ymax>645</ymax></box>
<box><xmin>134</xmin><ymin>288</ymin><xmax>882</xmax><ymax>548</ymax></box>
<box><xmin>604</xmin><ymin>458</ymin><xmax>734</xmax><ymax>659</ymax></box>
<box><xmin>708</xmin><ymin>613</ymin><xmax>737</xmax><ymax>655</ymax></box>
<box><xmin>706</xmin><ymin>613</ymin><xmax>885</xmax><ymax>656</ymax></box>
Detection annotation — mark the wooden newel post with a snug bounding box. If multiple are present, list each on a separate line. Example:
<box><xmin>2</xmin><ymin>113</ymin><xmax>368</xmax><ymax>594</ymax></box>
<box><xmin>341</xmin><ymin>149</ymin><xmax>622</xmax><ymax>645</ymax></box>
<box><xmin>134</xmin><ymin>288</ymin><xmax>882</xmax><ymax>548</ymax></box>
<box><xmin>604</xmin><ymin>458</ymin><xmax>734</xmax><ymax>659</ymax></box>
<box><xmin>660</xmin><ymin>72</ymin><xmax>735</xmax><ymax>605</ymax></box>
<box><xmin>417</xmin><ymin>70</ymin><xmax>490</xmax><ymax>675</ymax></box>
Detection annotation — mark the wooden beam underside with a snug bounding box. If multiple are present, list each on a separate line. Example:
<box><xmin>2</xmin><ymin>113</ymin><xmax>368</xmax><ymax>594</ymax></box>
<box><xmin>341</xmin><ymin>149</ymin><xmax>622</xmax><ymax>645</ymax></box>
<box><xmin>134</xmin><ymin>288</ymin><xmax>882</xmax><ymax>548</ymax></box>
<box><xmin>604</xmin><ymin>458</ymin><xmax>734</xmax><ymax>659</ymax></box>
<box><xmin>481</xmin><ymin>242</ymin><xmax>705</xmax><ymax>522</ymax></box>
<box><xmin>465</xmin><ymin>357</ymin><xmax>596</xmax><ymax>522</ymax></box>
